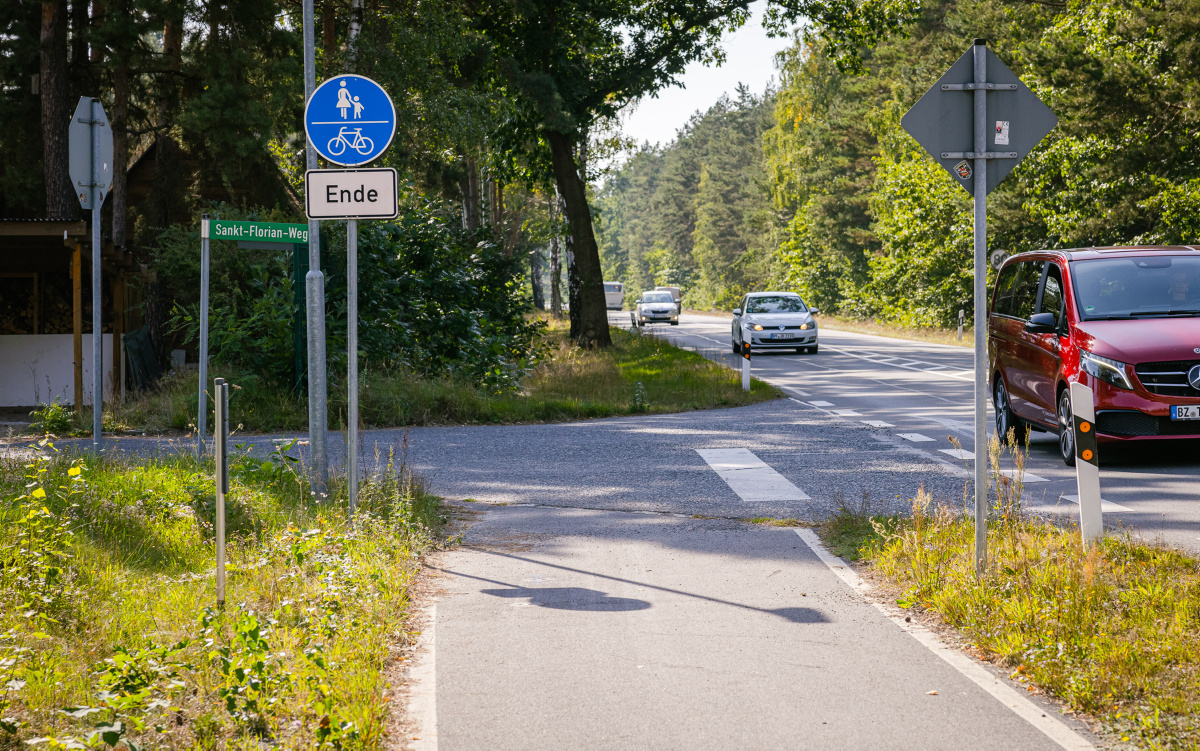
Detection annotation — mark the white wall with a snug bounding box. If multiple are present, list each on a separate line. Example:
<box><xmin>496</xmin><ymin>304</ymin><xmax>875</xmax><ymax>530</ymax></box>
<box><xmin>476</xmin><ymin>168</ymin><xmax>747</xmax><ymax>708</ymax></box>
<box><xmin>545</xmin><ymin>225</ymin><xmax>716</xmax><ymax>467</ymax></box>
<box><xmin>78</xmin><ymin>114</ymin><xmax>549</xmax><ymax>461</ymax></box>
<box><xmin>0</xmin><ymin>334</ymin><xmax>113</xmax><ymax>407</ymax></box>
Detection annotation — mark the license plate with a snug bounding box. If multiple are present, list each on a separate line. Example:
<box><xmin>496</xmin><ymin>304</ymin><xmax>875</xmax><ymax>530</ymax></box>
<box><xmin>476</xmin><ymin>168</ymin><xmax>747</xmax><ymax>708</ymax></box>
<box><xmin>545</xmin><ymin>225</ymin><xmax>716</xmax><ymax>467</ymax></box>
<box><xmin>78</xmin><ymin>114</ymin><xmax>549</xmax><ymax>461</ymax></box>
<box><xmin>769</xmin><ymin>332</ymin><xmax>795</xmax><ymax>339</ymax></box>
<box><xmin>1171</xmin><ymin>405</ymin><xmax>1200</xmax><ymax>420</ymax></box>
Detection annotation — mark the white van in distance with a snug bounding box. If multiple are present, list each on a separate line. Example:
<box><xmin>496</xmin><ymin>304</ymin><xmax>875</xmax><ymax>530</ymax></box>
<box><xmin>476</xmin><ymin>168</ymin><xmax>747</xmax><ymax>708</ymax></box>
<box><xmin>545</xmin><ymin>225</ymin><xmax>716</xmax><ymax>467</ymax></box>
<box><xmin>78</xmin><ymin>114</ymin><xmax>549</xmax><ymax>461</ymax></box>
<box><xmin>604</xmin><ymin>282</ymin><xmax>625</xmax><ymax>310</ymax></box>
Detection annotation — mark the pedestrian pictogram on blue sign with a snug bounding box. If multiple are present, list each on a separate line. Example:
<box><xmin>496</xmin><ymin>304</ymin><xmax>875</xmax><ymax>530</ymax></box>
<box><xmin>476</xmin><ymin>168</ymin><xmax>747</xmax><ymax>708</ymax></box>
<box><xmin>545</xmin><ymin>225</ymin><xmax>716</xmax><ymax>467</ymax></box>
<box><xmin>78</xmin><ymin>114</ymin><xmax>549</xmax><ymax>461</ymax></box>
<box><xmin>304</xmin><ymin>74</ymin><xmax>396</xmax><ymax>166</ymax></box>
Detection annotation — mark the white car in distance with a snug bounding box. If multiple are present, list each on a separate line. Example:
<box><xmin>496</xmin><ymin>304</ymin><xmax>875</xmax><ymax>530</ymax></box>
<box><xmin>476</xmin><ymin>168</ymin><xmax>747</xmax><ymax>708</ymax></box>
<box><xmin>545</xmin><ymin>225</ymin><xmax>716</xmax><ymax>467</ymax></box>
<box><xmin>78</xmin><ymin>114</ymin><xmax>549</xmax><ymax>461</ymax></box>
<box><xmin>631</xmin><ymin>291</ymin><xmax>680</xmax><ymax>327</ymax></box>
<box><xmin>731</xmin><ymin>292</ymin><xmax>819</xmax><ymax>354</ymax></box>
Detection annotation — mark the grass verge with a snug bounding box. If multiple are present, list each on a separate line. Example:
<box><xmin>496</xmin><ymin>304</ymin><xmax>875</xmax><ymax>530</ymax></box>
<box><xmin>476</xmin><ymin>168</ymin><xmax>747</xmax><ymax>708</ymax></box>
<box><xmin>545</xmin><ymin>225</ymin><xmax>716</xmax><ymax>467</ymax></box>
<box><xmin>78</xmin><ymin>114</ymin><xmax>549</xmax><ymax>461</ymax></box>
<box><xmin>44</xmin><ymin>323</ymin><xmax>778</xmax><ymax>435</ymax></box>
<box><xmin>821</xmin><ymin>435</ymin><xmax>1200</xmax><ymax>747</ymax></box>
<box><xmin>683</xmin><ymin>309</ymin><xmax>970</xmax><ymax>349</ymax></box>
<box><xmin>819</xmin><ymin>315</ymin><xmax>970</xmax><ymax>348</ymax></box>
<box><xmin>1</xmin><ymin>438</ymin><xmax>439</xmax><ymax>749</ymax></box>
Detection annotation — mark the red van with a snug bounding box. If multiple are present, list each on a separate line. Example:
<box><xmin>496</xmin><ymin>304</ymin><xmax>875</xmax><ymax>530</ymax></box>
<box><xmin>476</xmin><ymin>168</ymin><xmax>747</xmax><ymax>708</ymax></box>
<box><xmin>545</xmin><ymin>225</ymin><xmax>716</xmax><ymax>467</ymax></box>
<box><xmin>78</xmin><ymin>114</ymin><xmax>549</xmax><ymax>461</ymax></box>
<box><xmin>989</xmin><ymin>246</ymin><xmax>1200</xmax><ymax>465</ymax></box>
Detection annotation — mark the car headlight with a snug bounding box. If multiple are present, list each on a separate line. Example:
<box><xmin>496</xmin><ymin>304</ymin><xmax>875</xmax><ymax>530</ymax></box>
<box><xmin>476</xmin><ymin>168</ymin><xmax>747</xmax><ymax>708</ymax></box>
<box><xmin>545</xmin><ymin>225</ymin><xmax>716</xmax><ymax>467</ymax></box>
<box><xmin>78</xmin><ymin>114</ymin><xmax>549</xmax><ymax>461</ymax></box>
<box><xmin>800</xmin><ymin>323</ymin><xmax>809</xmax><ymax>330</ymax></box>
<box><xmin>1080</xmin><ymin>350</ymin><xmax>1133</xmax><ymax>390</ymax></box>
<box><xmin>752</xmin><ymin>324</ymin><xmax>764</xmax><ymax>331</ymax></box>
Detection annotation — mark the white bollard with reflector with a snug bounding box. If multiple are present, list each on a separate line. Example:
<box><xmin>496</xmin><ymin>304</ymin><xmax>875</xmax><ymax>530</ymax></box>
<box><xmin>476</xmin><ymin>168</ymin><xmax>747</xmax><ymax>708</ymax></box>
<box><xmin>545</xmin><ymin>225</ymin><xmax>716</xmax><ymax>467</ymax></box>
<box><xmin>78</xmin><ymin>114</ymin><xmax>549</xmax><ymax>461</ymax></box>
<box><xmin>1070</xmin><ymin>381</ymin><xmax>1103</xmax><ymax>545</ymax></box>
<box><xmin>741</xmin><ymin>326</ymin><xmax>751</xmax><ymax>391</ymax></box>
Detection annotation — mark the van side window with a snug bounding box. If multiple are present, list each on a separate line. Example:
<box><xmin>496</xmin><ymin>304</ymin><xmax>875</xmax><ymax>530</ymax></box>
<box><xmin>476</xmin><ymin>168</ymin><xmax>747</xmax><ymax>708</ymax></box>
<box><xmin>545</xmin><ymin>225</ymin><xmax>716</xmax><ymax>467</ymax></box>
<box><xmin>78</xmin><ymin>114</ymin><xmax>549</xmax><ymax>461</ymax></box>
<box><xmin>1039</xmin><ymin>265</ymin><xmax>1064</xmax><ymax>326</ymax></box>
<box><xmin>1011</xmin><ymin>261</ymin><xmax>1045</xmax><ymax>320</ymax></box>
<box><xmin>992</xmin><ymin>264</ymin><xmax>1019</xmax><ymax>315</ymax></box>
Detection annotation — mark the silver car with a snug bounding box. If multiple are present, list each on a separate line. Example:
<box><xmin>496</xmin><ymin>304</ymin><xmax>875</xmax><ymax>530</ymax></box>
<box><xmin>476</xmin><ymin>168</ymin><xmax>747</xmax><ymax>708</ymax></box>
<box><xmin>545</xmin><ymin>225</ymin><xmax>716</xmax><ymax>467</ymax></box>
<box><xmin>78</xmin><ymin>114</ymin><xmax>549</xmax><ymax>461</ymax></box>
<box><xmin>631</xmin><ymin>291</ymin><xmax>680</xmax><ymax>326</ymax></box>
<box><xmin>731</xmin><ymin>292</ymin><xmax>819</xmax><ymax>353</ymax></box>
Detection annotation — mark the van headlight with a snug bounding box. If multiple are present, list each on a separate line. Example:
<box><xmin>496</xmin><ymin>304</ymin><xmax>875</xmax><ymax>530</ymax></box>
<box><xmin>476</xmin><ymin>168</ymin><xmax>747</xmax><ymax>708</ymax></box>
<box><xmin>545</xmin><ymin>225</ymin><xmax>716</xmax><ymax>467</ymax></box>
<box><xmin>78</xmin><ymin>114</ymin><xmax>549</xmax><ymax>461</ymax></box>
<box><xmin>1080</xmin><ymin>350</ymin><xmax>1133</xmax><ymax>390</ymax></box>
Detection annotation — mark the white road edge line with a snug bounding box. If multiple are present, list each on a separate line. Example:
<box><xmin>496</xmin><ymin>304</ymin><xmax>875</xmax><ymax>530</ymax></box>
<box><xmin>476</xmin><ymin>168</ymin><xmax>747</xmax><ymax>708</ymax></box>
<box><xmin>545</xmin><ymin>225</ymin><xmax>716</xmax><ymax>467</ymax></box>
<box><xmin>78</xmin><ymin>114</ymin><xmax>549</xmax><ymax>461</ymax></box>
<box><xmin>794</xmin><ymin>529</ymin><xmax>1094</xmax><ymax>750</ymax></box>
<box><xmin>407</xmin><ymin>602</ymin><xmax>438</xmax><ymax>750</ymax></box>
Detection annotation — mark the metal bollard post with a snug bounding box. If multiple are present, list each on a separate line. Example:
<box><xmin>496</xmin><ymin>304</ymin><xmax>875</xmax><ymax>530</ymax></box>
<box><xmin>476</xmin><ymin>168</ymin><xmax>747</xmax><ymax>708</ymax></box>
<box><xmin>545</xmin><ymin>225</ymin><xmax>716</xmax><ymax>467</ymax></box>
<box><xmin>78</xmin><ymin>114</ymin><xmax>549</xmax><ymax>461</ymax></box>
<box><xmin>214</xmin><ymin>377</ymin><xmax>228</xmax><ymax>609</ymax></box>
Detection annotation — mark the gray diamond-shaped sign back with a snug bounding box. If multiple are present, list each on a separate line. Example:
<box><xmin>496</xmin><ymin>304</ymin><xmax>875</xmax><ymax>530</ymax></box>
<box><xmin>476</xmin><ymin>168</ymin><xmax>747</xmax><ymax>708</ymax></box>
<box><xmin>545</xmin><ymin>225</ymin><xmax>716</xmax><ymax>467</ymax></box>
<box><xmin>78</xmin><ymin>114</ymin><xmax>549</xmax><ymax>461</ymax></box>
<box><xmin>69</xmin><ymin>96</ymin><xmax>113</xmax><ymax>210</ymax></box>
<box><xmin>901</xmin><ymin>47</ymin><xmax>1057</xmax><ymax>196</ymax></box>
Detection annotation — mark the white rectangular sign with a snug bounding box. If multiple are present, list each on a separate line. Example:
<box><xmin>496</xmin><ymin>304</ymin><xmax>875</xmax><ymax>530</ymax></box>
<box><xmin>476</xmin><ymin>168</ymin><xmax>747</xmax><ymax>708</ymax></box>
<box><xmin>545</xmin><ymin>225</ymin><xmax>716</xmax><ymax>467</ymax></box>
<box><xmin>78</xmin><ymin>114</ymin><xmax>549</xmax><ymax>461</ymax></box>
<box><xmin>306</xmin><ymin>168</ymin><xmax>399</xmax><ymax>219</ymax></box>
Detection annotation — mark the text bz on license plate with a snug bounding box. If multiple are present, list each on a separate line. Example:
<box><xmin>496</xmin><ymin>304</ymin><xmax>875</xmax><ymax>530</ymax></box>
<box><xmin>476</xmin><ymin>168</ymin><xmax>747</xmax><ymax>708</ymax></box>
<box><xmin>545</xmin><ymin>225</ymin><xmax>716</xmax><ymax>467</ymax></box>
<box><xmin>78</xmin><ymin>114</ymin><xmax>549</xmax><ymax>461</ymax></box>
<box><xmin>1171</xmin><ymin>405</ymin><xmax>1200</xmax><ymax>420</ymax></box>
<box><xmin>769</xmin><ymin>332</ymin><xmax>795</xmax><ymax>339</ymax></box>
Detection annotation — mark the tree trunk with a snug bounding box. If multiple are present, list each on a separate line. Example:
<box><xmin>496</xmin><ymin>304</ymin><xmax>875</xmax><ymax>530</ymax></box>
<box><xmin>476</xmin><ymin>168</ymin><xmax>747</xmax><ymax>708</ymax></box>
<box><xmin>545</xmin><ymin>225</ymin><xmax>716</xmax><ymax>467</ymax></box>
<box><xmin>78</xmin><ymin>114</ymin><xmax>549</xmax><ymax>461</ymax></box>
<box><xmin>322</xmin><ymin>0</ymin><xmax>336</xmax><ymax>77</ymax></box>
<box><xmin>147</xmin><ymin>4</ymin><xmax>181</xmax><ymax>230</ymax></box>
<box><xmin>90</xmin><ymin>0</ymin><xmax>104</xmax><ymax>63</ymax></box>
<box><xmin>345</xmin><ymin>0</ymin><xmax>362</xmax><ymax>71</ymax></box>
<box><xmin>463</xmin><ymin>154</ymin><xmax>480</xmax><ymax>230</ymax></box>
<box><xmin>546</xmin><ymin>130</ymin><xmax>609</xmax><ymax>347</ymax></box>
<box><xmin>41</xmin><ymin>0</ymin><xmax>74</xmax><ymax>220</ymax></box>
<box><xmin>111</xmin><ymin>59</ymin><xmax>128</xmax><ymax>247</ymax></box>
<box><xmin>530</xmin><ymin>245</ymin><xmax>544</xmax><ymax>311</ymax></box>
<box><xmin>70</xmin><ymin>0</ymin><xmax>87</xmax><ymax>70</ymax></box>
<box><xmin>549</xmin><ymin>194</ymin><xmax>561</xmax><ymax>317</ymax></box>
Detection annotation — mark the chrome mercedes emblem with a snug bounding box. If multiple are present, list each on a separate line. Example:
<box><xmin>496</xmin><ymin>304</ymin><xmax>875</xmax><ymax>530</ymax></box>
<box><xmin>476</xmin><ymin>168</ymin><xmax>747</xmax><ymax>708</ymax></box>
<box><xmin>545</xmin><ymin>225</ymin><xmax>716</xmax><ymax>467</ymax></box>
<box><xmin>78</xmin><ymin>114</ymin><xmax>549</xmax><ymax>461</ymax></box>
<box><xmin>1190</xmin><ymin>364</ymin><xmax>1200</xmax><ymax>390</ymax></box>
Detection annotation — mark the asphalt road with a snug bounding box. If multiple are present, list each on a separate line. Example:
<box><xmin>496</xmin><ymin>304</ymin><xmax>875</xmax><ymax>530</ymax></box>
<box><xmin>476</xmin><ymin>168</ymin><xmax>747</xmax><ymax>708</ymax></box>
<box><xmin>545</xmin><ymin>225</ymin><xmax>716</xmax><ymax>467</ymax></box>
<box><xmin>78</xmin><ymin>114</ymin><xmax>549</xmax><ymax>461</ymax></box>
<box><xmin>622</xmin><ymin>312</ymin><xmax>1200</xmax><ymax>554</ymax></box>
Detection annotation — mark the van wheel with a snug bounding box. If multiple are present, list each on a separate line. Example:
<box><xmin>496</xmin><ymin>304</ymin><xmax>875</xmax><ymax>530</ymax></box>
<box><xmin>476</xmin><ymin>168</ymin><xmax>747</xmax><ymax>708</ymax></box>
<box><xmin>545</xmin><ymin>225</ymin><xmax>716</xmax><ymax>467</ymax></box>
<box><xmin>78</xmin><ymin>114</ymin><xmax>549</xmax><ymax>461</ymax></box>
<box><xmin>1057</xmin><ymin>389</ymin><xmax>1076</xmax><ymax>466</ymax></box>
<box><xmin>993</xmin><ymin>378</ymin><xmax>1029</xmax><ymax>444</ymax></box>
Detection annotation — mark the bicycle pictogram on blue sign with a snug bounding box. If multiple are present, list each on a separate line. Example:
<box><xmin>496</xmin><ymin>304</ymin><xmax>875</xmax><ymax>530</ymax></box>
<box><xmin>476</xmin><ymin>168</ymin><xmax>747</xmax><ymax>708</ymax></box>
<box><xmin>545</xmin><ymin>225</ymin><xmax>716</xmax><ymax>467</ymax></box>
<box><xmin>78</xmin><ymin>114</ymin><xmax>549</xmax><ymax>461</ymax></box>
<box><xmin>304</xmin><ymin>74</ymin><xmax>396</xmax><ymax>166</ymax></box>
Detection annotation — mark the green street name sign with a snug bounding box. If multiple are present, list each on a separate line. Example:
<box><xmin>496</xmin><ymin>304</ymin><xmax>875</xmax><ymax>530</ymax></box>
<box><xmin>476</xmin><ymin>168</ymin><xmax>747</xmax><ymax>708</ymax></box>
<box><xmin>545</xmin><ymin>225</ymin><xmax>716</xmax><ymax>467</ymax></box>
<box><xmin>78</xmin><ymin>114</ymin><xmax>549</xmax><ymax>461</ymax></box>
<box><xmin>206</xmin><ymin>219</ymin><xmax>308</xmax><ymax>243</ymax></box>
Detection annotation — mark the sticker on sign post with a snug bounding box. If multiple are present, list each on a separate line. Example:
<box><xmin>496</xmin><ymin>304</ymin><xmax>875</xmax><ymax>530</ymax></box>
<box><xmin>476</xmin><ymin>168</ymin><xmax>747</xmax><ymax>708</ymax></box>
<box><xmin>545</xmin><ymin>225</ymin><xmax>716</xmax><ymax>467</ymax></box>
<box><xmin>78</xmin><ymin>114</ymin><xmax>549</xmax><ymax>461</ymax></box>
<box><xmin>995</xmin><ymin>120</ymin><xmax>1010</xmax><ymax>145</ymax></box>
<box><xmin>953</xmin><ymin>160</ymin><xmax>973</xmax><ymax>180</ymax></box>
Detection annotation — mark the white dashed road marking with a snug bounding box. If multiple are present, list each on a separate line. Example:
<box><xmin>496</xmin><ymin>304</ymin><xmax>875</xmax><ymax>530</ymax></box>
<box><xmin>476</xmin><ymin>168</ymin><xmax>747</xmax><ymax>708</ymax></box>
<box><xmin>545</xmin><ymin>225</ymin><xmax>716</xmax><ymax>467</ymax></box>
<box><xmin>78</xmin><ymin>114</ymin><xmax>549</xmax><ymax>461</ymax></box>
<box><xmin>808</xmin><ymin>400</ymin><xmax>835</xmax><ymax>407</ymax></box>
<box><xmin>833</xmin><ymin>409</ymin><xmax>862</xmax><ymax>417</ymax></box>
<box><xmin>696</xmin><ymin>448</ymin><xmax>811</xmax><ymax>502</ymax></box>
<box><xmin>862</xmin><ymin>420</ymin><xmax>895</xmax><ymax>428</ymax></box>
<box><xmin>939</xmin><ymin>448</ymin><xmax>976</xmax><ymax>460</ymax></box>
<box><xmin>897</xmin><ymin>433</ymin><xmax>936</xmax><ymax>443</ymax></box>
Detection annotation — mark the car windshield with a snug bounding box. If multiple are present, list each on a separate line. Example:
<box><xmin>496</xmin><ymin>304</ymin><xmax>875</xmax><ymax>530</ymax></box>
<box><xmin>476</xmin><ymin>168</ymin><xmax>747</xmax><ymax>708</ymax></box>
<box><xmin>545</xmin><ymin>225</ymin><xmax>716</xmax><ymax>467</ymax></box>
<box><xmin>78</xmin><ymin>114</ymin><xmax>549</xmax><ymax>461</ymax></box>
<box><xmin>642</xmin><ymin>293</ymin><xmax>673</xmax><ymax>303</ymax></box>
<box><xmin>1071</xmin><ymin>256</ymin><xmax>1200</xmax><ymax>318</ymax></box>
<box><xmin>746</xmin><ymin>295</ymin><xmax>807</xmax><ymax>314</ymax></box>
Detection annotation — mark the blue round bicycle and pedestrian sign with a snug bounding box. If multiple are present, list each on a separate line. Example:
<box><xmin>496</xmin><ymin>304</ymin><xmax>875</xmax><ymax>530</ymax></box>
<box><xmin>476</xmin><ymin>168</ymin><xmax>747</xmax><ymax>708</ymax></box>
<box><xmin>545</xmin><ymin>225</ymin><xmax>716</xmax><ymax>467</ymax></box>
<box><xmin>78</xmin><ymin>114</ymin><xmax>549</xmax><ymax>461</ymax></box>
<box><xmin>304</xmin><ymin>74</ymin><xmax>396</xmax><ymax>166</ymax></box>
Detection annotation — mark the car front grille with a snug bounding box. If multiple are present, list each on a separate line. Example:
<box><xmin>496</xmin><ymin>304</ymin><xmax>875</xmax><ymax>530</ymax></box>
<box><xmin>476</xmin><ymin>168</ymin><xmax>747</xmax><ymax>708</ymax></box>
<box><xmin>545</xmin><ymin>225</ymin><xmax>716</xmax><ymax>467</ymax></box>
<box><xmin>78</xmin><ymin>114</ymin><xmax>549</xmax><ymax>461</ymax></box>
<box><xmin>1133</xmin><ymin>359</ymin><xmax>1200</xmax><ymax>396</ymax></box>
<box><xmin>1097</xmin><ymin>410</ymin><xmax>1200</xmax><ymax>437</ymax></box>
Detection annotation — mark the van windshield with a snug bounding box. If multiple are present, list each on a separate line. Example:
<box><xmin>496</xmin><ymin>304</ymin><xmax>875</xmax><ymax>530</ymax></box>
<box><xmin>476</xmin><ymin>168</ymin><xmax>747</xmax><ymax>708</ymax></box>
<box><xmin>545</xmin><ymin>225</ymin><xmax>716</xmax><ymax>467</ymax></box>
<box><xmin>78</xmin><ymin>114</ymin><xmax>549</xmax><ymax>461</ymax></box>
<box><xmin>746</xmin><ymin>295</ymin><xmax>808</xmax><ymax>314</ymax></box>
<box><xmin>1071</xmin><ymin>256</ymin><xmax>1200</xmax><ymax>318</ymax></box>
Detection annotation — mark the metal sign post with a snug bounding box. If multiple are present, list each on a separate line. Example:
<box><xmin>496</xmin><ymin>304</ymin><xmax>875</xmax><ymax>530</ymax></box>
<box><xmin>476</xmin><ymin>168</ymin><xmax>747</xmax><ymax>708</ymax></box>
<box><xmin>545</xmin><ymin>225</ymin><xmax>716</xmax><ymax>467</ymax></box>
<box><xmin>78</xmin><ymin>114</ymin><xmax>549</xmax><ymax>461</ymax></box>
<box><xmin>301</xmin><ymin>0</ymin><xmax>328</xmax><ymax>501</ymax></box>
<box><xmin>198</xmin><ymin>215</ymin><xmax>211</xmax><ymax>458</ymax></box>
<box><xmin>305</xmin><ymin>75</ymin><xmax>398</xmax><ymax>519</ymax></box>
<box><xmin>902</xmin><ymin>40</ymin><xmax>1058</xmax><ymax>573</ymax></box>
<box><xmin>69</xmin><ymin>96</ymin><xmax>113</xmax><ymax>450</ymax></box>
<box><xmin>214</xmin><ymin>377</ymin><xmax>229</xmax><ymax>609</ymax></box>
<box><xmin>1070</xmin><ymin>382</ymin><xmax>1103</xmax><ymax>544</ymax></box>
<box><xmin>347</xmin><ymin>219</ymin><xmax>359</xmax><ymax>517</ymax></box>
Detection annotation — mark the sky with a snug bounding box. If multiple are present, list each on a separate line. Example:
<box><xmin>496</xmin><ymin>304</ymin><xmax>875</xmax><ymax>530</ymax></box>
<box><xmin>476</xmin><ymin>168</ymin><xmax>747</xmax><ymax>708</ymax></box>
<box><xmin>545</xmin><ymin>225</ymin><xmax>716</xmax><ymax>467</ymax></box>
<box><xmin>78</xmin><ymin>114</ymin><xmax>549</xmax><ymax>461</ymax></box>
<box><xmin>616</xmin><ymin>1</ymin><xmax>794</xmax><ymax>149</ymax></box>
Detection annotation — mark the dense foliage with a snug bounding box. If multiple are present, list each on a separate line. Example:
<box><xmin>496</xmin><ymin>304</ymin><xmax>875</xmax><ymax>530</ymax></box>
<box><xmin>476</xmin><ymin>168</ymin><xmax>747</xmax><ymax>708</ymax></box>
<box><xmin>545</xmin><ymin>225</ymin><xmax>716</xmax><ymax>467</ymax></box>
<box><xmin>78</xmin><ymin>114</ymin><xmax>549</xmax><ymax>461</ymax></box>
<box><xmin>597</xmin><ymin>0</ymin><xmax>1200</xmax><ymax>326</ymax></box>
<box><xmin>161</xmin><ymin>200</ymin><xmax>542</xmax><ymax>393</ymax></box>
<box><xmin>596</xmin><ymin>86</ymin><xmax>778</xmax><ymax>309</ymax></box>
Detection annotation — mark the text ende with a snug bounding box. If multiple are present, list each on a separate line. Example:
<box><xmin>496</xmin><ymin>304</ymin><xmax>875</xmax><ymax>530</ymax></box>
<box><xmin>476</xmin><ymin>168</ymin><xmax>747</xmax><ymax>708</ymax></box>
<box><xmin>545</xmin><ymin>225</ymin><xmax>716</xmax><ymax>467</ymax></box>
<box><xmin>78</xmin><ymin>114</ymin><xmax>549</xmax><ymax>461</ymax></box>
<box><xmin>326</xmin><ymin>184</ymin><xmax>380</xmax><ymax>204</ymax></box>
